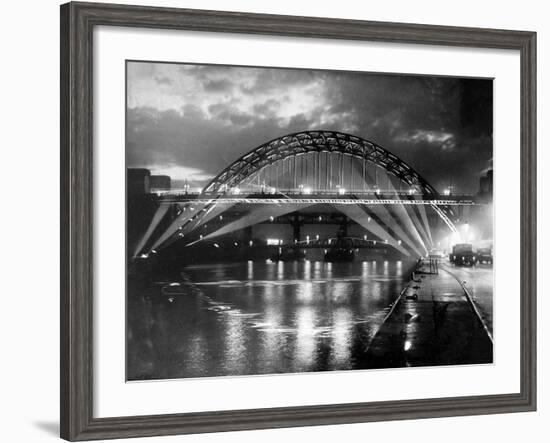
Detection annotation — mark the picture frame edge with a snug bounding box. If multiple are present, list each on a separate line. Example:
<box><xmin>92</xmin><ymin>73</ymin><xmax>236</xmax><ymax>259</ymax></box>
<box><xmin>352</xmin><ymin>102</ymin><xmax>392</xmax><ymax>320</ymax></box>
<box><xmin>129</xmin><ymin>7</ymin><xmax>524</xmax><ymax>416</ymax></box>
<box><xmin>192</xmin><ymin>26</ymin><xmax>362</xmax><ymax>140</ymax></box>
<box><xmin>60</xmin><ymin>2</ymin><xmax>537</xmax><ymax>441</ymax></box>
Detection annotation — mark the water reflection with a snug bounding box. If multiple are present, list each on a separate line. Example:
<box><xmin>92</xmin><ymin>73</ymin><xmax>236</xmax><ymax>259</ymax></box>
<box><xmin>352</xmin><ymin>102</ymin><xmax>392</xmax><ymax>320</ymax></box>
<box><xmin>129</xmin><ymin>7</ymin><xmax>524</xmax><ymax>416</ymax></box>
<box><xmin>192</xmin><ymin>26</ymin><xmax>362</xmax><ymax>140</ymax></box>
<box><xmin>127</xmin><ymin>259</ymin><xmax>412</xmax><ymax>380</ymax></box>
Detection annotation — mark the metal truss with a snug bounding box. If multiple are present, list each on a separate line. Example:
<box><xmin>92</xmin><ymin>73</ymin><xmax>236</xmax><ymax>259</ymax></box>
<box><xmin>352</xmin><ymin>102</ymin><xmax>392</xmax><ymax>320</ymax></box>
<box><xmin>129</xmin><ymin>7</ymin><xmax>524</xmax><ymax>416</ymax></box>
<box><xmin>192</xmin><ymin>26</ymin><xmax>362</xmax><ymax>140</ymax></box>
<box><xmin>202</xmin><ymin>130</ymin><xmax>439</xmax><ymax>195</ymax></box>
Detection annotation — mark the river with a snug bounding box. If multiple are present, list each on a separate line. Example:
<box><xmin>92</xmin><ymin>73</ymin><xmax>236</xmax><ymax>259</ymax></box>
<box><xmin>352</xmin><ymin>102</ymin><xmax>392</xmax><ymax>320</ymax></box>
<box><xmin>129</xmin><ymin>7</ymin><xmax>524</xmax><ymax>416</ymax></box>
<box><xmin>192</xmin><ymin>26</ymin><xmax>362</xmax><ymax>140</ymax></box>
<box><xmin>127</xmin><ymin>259</ymin><xmax>413</xmax><ymax>380</ymax></box>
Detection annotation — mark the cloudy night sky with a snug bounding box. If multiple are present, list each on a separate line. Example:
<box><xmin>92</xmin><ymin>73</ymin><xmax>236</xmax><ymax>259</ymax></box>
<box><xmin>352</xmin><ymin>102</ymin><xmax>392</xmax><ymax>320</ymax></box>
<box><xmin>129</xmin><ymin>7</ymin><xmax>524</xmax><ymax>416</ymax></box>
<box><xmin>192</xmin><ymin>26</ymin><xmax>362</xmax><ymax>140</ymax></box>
<box><xmin>126</xmin><ymin>61</ymin><xmax>493</xmax><ymax>194</ymax></box>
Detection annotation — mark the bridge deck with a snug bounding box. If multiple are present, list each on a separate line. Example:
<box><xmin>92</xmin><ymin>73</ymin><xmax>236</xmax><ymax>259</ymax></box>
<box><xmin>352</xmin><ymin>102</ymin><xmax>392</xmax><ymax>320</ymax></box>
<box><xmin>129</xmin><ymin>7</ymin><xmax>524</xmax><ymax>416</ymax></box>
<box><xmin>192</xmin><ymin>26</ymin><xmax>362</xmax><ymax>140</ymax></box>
<box><xmin>156</xmin><ymin>197</ymin><xmax>477</xmax><ymax>206</ymax></box>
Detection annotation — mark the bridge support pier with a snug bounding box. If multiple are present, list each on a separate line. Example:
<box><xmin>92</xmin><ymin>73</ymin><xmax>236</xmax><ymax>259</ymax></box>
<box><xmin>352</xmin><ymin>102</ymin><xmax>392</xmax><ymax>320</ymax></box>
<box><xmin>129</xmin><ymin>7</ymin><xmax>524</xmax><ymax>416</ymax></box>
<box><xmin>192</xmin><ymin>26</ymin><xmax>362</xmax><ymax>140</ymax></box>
<box><xmin>292</xmin><ymin>214</ymin><xmax>301</xmax><ymax>243</ymax></box>
<box><xmin>244</xmin><ymin>226</ymin><xmax>253</xmax><ymax>245</ymax></box>
<box><xmin>339</xmin><ymin>215</ymin><xmax>349</xmax><ymax>238</ymax></box>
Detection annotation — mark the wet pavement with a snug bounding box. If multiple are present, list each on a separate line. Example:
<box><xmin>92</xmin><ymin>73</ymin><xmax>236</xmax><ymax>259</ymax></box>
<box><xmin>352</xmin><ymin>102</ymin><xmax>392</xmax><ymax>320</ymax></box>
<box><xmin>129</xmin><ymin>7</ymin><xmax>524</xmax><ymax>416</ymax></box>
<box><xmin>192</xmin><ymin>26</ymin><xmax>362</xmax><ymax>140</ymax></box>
<box><xmin>439</xmin><ymin>263</ymin><xmax>494</xmax><ymax>334</ymax></box>
<box><xmin>364</xmin><ymin>260</ymin><xmax>493</xmax><ymax>368</ymax></box>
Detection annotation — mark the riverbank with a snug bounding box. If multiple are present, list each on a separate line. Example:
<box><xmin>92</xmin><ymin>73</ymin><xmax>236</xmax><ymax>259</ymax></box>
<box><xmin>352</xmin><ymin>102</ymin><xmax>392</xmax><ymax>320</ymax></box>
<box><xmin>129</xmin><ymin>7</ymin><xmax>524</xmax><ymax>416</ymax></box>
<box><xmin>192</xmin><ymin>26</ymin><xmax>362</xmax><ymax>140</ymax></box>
<box><xmin>363</xmin><ymin>259</ymin><xmax>493</xmax><ymax>368</ymax></box>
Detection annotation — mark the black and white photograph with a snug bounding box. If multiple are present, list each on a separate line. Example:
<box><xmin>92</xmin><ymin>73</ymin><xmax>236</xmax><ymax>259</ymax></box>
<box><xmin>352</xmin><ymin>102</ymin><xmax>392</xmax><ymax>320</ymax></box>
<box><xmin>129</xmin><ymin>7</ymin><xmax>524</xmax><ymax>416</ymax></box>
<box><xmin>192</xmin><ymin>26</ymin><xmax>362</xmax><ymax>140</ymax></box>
<box><xmin>126</xmin><ymin>61</ymin><xmax>494</xmax><ymax>381</ymax></box>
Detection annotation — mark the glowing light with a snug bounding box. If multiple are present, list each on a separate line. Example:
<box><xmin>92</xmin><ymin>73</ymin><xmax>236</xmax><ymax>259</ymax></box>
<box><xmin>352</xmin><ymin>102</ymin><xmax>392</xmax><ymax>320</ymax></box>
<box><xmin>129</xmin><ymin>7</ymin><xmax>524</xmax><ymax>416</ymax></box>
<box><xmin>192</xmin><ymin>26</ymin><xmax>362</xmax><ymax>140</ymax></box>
<box><xmin>306</xmin><ymin>235</ymin><xmax>310</xmax><ymax>244</ymax></box>
<box><xmin>213</xmin><ymin>243</ymin><xmax>220</xmax><ymax>248</ymax></box>
<box><xmin>249</xmin><ymin>240</ymin><xmax>253</xmax><ymax>246</ymax></box>
<box><xmin>219</xmin><ymin>215</ymin><xmax>223</xmax><ymax>220</ymax></box>
<box><xmin>443</xmin><ymin>188</ymin><xmax>451</xmax><ymax>196</ymax></box>
<box><xmin>234</xmin><ymin>242</ymin><xmax>238</xmax><ymax>246</ymax></box>
<box><xmin>303</xmin><ymin>187</ymin><xmax>312</xmax><ymax>195</ymax></box>
<box><xmin>397</xmin><ymin>240</ymin><xmax>402</xmax><ymax>245</ymax></box>
<box><xmin>318</xmin><ymin>216</ymin><xmax>322</xmax><ymax>221</ymax></box>
<box><xmin>269</xmin><ymin>216</ymin><xmax>274</xmax><ymax>222</ymax></box>
<box><xmin>199</xmin><ymin>234</ymin><xmax>203</xmax><ymax>239</ymax></box>
<box><xmin>338</xmin><ymin>187</ymin><xmax>346</xmax><ymax>195</ymax></box>
<box><xmin>363</xmin><ymin>235</ymin><xmax>367</xmax><ymax>240</ymax></box>
<box><xmin>404</xmin><ymin>340</ymin><xmax>412</xmax><ymax>351</ymax></box>
<box><xmin>316</xmin><ymin>234</ymin><xmax>319</xmax><ymax>240</ymax></box>
<box><xmin>266</xmin><ymin>238</ymin><xmax>281</xmax><ymax>246</ymax></box>
<box><xmin>232</xmin><ymin>187</ymin><xmax>241</xmax><ymax>195</ymax></box>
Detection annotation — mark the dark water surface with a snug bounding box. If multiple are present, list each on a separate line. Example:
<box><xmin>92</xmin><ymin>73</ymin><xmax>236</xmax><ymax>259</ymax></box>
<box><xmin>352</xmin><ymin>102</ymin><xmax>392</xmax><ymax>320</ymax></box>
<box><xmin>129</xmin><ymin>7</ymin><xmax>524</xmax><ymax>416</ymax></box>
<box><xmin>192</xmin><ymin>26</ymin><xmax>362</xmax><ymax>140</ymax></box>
<box><xmin>127</xmin><ymin>259</ymin><xmax>412</xmax><ymax>380</ymax></box>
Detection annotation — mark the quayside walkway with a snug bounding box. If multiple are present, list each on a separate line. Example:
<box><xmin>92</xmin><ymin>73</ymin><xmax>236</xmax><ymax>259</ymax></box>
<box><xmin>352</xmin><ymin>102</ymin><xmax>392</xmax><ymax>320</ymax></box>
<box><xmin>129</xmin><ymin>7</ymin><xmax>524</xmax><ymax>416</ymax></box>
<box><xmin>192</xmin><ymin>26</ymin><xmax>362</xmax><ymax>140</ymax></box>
<box><xmin>363</xmin><ymin>259</ymin><xmax>493</xmax><ymax>368</ymax></box>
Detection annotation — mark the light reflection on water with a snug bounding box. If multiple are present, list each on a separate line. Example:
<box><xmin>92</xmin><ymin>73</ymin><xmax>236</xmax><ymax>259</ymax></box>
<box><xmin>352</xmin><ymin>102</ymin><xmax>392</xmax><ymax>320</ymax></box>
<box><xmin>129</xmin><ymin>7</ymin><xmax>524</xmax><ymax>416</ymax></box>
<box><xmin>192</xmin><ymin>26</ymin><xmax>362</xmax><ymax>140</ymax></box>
<box><xmin>127</xmin><ymin>259</ymin><xmax>411</xmax><ymax>380</ymax></box>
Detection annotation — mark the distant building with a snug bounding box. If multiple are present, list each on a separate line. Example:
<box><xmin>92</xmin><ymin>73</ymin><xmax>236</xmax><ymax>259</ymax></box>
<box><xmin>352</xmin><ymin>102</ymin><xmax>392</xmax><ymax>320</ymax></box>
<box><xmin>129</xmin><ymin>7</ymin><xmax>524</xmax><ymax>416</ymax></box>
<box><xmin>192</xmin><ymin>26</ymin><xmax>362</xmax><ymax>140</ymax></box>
<box><xmin>478</xmin><ymin>169</ymin><xmax>493</xmax><ymax>202</ymax></box>
<box><xmin>150</xmin><ymin>175</ymin><xmax>171</xmax><ymax>191</ymax></box>
<box><xmin>127</xmin><ymin>168</ymin><xmax>150</xmax><ymax>196</ymax></box>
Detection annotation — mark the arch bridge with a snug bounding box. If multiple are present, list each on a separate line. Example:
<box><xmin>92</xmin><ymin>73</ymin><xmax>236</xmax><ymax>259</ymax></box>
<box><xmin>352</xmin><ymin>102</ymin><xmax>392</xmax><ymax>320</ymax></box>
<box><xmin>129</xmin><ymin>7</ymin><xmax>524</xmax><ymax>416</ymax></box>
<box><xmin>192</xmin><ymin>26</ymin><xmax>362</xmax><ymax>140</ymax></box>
<box><xmin>135</xmin><ymin>131</ymin><xmax>468</xmax><ymax>258</ymax></box>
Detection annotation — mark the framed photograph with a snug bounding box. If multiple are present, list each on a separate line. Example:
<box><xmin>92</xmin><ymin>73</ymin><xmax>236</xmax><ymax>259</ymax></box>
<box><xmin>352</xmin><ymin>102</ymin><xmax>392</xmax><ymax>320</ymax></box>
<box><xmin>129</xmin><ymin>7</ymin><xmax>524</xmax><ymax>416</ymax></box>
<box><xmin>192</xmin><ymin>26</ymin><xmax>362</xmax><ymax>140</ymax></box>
<box><xmin>60</xmin><ymin>1</ymin><xmax>536</xmax><ymax>440</ymax></box>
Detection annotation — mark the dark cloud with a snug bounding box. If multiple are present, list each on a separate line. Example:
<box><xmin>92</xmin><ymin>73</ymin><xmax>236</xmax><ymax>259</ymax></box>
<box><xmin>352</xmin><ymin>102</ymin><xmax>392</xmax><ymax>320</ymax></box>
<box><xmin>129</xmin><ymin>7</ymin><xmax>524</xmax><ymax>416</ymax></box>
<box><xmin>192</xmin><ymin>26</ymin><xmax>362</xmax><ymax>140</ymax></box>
<box><xmin>252</xmin><ymin>99</ymin><xmax>280</xmax><ymax>119</ymax></box>
<box><xmin>240</xmin><ymin>68</ymin><xmax>319</xmax><ymax>95</ymax></box>
<box><xmin>203</xmin><ymin>78</ymin><xmax>233</xmax><ymax>92</ymax></box>
<box><xmin>154</xmin><ymin>75</ymin><xmax>173</xmax><ymax>86</ymax></box>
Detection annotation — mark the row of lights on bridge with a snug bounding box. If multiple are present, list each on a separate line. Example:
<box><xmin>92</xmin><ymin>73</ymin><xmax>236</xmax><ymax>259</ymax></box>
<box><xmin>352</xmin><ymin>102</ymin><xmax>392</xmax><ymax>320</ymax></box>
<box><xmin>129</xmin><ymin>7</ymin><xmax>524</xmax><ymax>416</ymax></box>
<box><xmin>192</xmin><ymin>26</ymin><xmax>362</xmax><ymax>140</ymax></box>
<box><xmin>229</xmin><ymin>185</ymin><xmax>419</xmax><ymax>195</ymax></box>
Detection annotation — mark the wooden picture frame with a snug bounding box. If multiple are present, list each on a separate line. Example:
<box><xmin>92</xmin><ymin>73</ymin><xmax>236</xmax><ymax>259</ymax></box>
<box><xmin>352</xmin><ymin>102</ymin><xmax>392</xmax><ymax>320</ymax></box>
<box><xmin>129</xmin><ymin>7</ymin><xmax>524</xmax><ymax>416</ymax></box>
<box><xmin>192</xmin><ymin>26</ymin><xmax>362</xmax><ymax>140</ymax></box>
<box><xmin>60</xmin><ymin>1</ymin><xmax>536</xmax><ymax>440</ymax></box>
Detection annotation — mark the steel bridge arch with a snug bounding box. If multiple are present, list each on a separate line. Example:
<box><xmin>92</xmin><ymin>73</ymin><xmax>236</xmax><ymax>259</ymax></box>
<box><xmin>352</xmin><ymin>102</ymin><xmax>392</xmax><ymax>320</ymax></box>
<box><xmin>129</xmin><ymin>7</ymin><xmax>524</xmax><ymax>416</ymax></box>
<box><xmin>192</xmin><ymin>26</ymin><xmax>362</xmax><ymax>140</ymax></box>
<box><xmin>203</xmin><ymin>130</ymin><xmax>439</xmax><ymax>195</ymax></box>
